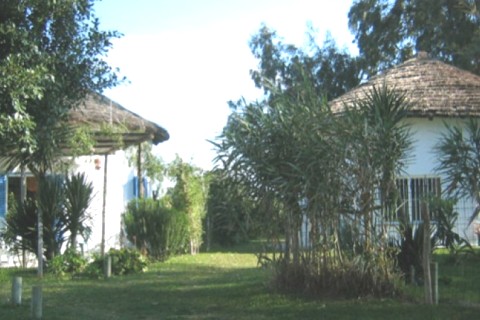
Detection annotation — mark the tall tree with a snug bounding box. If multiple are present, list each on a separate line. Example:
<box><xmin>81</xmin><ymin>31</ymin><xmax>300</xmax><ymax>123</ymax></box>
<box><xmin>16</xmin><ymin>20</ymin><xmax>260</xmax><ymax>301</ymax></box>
<box><xmin>0</xmin><ymin>0</ymin><xmax>121</xmax><ymax>276</ymax></box>
<box><xmin>348</xmin><ymin>0</ymin><xmax>480</xmax><ymax>77</ymax></box>
<box><xmin>0</xmin><ymin>0</ymin><xmax>121</xmax><ymax>173</ymax></box>
<box><xmin>249</xmin><ymin>24</ymin><xmax>362</xmax><ymax>102</ymax></box>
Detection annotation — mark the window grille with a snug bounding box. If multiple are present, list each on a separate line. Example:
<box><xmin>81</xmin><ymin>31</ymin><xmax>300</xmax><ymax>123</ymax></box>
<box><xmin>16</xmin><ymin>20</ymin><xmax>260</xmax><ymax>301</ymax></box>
<box><xmin>394</xmin><ymin>176</ymin><xmax>441</xmax><ymax>222</ymax></box>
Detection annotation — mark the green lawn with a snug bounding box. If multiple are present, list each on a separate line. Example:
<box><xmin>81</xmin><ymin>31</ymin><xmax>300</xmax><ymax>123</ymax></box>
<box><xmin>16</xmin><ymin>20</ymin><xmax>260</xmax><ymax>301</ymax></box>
<box><xmin>0</xmin><ymin>246</ymin><xmax>479</xmax><ymax>319</ymax></box>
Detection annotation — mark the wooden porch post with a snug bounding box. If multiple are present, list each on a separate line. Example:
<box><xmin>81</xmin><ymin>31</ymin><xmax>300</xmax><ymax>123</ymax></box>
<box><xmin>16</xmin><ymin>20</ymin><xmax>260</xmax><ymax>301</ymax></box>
<box><xmin>37</xmin><ymin>206</ymin><xmax>43</xmax><ymax>278</ymax></box>
<box><xmin>101</xmin><ymin>154</ymin><xmax>108</xmax><ymax>258</ymax></box>
<box><xmin>20</xmin><ymin>166</ymin><xmax>27</xmax><ymax>268</ymax></box>
<box><xmin>137</xmin><ymin>143</ymin><xmax>144</xmax><ymax>198</ymax></box>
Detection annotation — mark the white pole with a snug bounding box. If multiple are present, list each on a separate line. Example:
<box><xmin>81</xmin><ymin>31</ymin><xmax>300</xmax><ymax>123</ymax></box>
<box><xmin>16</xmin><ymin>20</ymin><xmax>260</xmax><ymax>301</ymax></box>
<box><xmin>11</xmin><ymin>276</ymin><xmax>22</xmax><ymax>305</ymax></box>
<box><xmin>101</xmin><ymin>154</ymin><xmax>108</xmax><ymax>258</ymax></box>
<box><xmin>31</xmin><ymin>285</ymin><xmax>43</xmax><ymax>319</ymax></box>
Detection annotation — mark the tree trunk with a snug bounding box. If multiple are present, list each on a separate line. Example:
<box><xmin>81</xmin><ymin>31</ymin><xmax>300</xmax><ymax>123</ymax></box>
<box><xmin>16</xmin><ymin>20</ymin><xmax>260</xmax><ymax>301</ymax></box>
<box><xmin>70</xmin><ymin>228</ymin><xmax>77</xmax><ymax>253</ymax></box>
<box><xmin>361</xmin><ymin>189</ymin><xmax>372</xmax><ymax>253</ymax></box>
<box><xmin>422</xmin><ymin>205</ymin><xmax>433</xmax><ymax>304</ymax></box>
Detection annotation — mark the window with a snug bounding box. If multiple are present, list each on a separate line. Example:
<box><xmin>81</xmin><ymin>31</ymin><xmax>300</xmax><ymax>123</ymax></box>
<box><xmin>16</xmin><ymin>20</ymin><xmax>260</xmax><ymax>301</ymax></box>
<box><xmin>395</xmin><ymin>176</ymin><xmax>441</xmax><ymax>222</ymax></box>
<box><xmin>0</xmin><ymin>175</ymin><xmax>37</xmax><ymax>219</ymax></box>
<box><xmin>7</xmin><ymin>176</ymin><xmax>37</xmax><ymax>203</ymax></box>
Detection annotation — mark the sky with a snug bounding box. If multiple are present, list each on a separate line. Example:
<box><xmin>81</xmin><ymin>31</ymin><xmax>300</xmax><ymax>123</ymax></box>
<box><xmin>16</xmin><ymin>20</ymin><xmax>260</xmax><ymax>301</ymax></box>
<box><xmin>93</xmin><ymin>0</ymin><xmax>356</xmax><ymax>170</ymax></box>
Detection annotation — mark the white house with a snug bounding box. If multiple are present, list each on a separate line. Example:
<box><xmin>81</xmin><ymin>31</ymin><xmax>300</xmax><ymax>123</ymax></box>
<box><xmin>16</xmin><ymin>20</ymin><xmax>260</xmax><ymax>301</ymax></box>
<box><xmin>0</xmin><ymin>94</ymin><xmax>169</xmax><ymax>266</ymax></box>
<box><xmin>327</xmin><ymin>52</ymin><xmax>480</xmax><ymax>245</ymax></box>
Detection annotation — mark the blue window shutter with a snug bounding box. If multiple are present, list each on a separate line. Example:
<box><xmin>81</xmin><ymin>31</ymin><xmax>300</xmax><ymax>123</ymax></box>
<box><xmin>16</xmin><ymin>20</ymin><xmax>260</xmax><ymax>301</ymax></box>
<box><xmin>133</xmin><ymin>176</ymin><xmax>138</xmax><ymax>198</ymax></box>
<box><xmin>143</xmin><ymin>177</ymin><xmax>149</xmax><ymax>198</ymax></box>
<box><xmin>0</xmin><ymin>175</ymin><xmax>7</xmax><ymax>218</ymax></box>
<box><xmin>133</xmin><ymin>176</ymin><xmax>149</xmax><ymax>198</ymax></box>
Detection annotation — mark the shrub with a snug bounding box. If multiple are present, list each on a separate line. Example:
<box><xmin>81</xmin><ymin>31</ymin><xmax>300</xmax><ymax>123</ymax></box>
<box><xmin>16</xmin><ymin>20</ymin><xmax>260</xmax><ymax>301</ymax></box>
<box><xmin>82</xmin><ymin>249</ymin><xmax>148</xmax><ymax>278</ymax></box>
<box><xmin>49</xmin><ymin>249</ymin><xmax>88</xmax><ymax>277</ymax></box>
<box><xmin>83</xmin><ymin>253</ymin><xmax>104</xmax><ymax>279</ymax></box>
<box><xmin>108</xmin><ymin>248</ymin><xmax>148</xmax><ymax>275</ymax></box>
<box><xmin>123</xmin><ymin>198</ymin><xmax>189</xmax><ymax>260</ymax></box>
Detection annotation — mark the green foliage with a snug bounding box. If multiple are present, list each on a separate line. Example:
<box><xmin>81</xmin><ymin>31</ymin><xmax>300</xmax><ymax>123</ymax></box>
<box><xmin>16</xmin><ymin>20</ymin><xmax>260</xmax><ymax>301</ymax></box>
<box><xmin>0</xmin><ymin>0</ymin><xmax>122</xmax><ymax>173</ymax></box>
<box><xmin>348</xmin><ymin>0</ymin><xmax>480</xmax><ymax>77</ymax></box>
<box><xmin>249</xmin><ymin>24</ymin><xmax>361</xmax><ymax>101</ymax></box>
<box><xmin>107</xmin><ymin>248</ymin><xmax>148</xmax><ymax>276</ymax></box>
<box><xmin>123</xmin><ymin>198</ymin><xmax>189</xmax><ymax>260</ymax></box>
<box><xmin>81</xmin><ymin>249</ymin><xmax>148</xmax><ymax>278</ymax></box>
<box><xmin>82</xmin><ymin>253</ymin><xmax>104</xmax><ymax>279</ymax></box>
<box><xmin>167</xmin><ymin>157</ymin><xmax>208</xmax><ymax>254</ymax></box>
<box><xmin>216</xmin><ymin>60</ymin><xmax>412</xmax><ymax>296</ymax></box>
<box><xmin>49</xmin><ymin>248</ymin><xmax>88</xmax><ymax>277</ymax></box>
<box><xmin>126</xmin><ymin>142</ymin><xmax>166</xmax><ymax>189</ymax></box>
<box><xmin>205</xmin><ymin>170</ymin><xmax>258</xmax><ymax>246</ymax></box>
<box><xmin>68</xmin><ymin>126</ymin><xmax>96</xmax><ymax>157</ymax></box>
<box><xmin>429</xmin><ymin>197</ymin><xmax>467</xmax><ymax>250</ymax></box>
<box><xmin>38</xmin><ymin>175</ymin><xmax>67</xmax><ymax>261</ymax></box>
<box><xmin>1</xmin><ymin>196</ymin><xmax>38</xmax><ymax>257</ymax></box>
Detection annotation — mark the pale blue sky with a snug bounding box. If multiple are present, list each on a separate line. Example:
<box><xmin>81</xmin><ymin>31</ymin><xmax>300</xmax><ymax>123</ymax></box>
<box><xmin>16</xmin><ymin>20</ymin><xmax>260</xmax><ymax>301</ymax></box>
<box><xmin>93</xmin><ymin>0</ymin><xmax>356</xmax><ymax>169</ymax></box>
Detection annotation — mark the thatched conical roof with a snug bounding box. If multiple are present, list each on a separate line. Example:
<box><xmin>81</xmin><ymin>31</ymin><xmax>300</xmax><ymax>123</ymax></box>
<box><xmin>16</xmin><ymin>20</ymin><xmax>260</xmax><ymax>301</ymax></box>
<box><xmin>69</xmin><ymin>93</ymin><xmax>169</xmax><ymax>155</ymax></box>
<box><xmin>329</xmin><ymin>52</ymin><xmax>480</xmax><ymax>118</ymax></box>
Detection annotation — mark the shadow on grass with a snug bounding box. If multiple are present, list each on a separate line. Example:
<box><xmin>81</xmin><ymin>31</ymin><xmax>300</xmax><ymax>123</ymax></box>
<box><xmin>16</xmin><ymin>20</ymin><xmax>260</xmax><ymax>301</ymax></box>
<box><xmin>205</xmin><ymin>240</ymin><xmax>266</xmax><ymax>254</ymax></box>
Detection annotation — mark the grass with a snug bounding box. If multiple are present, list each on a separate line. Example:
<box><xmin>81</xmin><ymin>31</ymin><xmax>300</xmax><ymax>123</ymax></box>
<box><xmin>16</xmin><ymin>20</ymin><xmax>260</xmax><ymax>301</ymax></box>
<box><xmin>0</xmin><ymin>245</ymin><xmax>479</xmax><ymax>319</ymax></box>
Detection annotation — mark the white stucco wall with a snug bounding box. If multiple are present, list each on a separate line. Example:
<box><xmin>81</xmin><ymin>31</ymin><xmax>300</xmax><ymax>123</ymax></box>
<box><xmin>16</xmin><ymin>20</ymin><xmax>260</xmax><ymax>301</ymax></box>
<box><xmin>74</xmin><ymin>150</ymin><xmax>136</xmax><ymax>253</ymax></box>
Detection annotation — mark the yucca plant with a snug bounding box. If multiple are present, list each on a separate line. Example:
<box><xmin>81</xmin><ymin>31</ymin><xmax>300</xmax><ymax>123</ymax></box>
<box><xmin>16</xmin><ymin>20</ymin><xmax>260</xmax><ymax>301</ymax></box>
<box><xmin>64</xmin><ymin>172</ymin><xmax>94</xmax><ymax>252</ymax></box>
<box><xmin>38</xmin><ymin>175</ymin><xmax>67</xmax><ymax>261</ymax></box>
<box><xmin>1</xmin><ymin>196</ymin><xmax>38</xmax><ymax>259</ymax></box>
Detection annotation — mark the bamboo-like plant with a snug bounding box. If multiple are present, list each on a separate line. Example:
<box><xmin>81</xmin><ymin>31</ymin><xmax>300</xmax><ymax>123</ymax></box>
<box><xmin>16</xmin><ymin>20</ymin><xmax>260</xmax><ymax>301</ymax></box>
<box><xmin>214</xmin><ymin>72</ymin><xmax>412</xmax><ymax>297</ymax></box>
